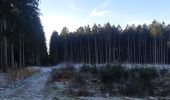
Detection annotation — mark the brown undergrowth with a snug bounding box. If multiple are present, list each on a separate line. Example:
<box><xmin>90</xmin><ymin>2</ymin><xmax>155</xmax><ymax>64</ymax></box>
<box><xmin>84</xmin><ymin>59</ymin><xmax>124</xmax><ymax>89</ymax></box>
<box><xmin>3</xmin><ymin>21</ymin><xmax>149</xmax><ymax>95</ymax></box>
<box><xmin>6</xmin><ymin>67</ymin><xmax>40</xmax><ymax>86</ymax></box>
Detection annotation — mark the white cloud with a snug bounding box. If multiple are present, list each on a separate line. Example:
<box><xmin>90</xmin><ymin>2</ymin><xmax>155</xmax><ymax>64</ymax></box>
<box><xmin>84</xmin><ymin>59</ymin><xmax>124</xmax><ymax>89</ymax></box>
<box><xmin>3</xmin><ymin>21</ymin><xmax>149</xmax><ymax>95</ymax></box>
<box><xmin>89</xmin><ymin>9</ymin><xmax>112</xmax><ymax>17</ymax></box>
<box><xmin>71</xmin><ymin>4</ymin><xmax>82</xmax><ymax>12</ymax></box>
<box><xmin>97</xmin><ymin>0</ymin><xmax>112</xmax><ymax>9</ymax></box>
<box><xmin>88</xmin><ymin>0</ymin><xmax>113</xmax><ymax>18</ymax></box>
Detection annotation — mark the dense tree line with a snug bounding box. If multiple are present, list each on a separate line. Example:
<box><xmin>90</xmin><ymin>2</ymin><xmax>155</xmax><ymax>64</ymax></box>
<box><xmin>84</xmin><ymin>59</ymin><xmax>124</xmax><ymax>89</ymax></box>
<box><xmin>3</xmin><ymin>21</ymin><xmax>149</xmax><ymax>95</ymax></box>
<box><xmin>0</xmin><ymin>0</ymin><xmax>48</xmax><ymax>72</ymax></box>
<box><xmin>50</xmin><ymin>21</ymin><xmax>170</xmax><ymax>65</ymax></box>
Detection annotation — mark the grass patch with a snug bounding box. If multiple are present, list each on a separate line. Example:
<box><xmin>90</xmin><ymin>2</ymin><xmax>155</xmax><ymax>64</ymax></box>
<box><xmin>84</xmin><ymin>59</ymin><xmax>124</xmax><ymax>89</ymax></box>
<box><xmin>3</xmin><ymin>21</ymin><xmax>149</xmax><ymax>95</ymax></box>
<box><xmin>6</xmin><ymin>67</ymin><xmax>40</xmax><ymax>85</ymax></box>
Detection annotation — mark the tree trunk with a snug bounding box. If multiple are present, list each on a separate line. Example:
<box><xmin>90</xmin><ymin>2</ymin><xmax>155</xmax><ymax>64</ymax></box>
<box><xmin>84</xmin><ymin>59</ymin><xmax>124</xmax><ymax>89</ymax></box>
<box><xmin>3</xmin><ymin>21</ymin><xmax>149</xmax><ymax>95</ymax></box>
<box><xmin>127</xmin><ymin>35</ymin><xmax>130</xmax><ymax>63</ymax></box>
<box><xmin>22</xmin><ymin>34</ymin><xmax>25</xmax><ymax>67</ymax></box>
<box><xmin>11</xmin><ymin>44</ymin><xmax>15</xmax><ymax>69</ymax></box>
<box><xmin>19</xmin><ymin>33</ymin><xmax>22</xmax><ymax>69</ymax></box>
<box><xmin>88</xmin><ymin>37</ymin><xmax>91</xmax><ymax>64</ymax></box>
<box><xmin>36</xmin><ymin>51</ymin><xmax>40</xmax><ymax>65</ymax></box>
<box><xmin>32</xmin><ymin>52</ymin><xmax>35</xmax><ymax>65</ymax></box>
<box><xmin>95</xmin><ymin>38</ymin><xmax>98</xmax><ymax>64</ymax></box>
<box><xmin>154</xmin><ymin>38</ymin><xmax>156</xmax><ymax>64</ymax></box>
<box><xmin>4</xmin><ymin>36</ymin><xmax>8</xmax><ymax>72</ymax></box>
<box><xmin>0</xmin><ymin>17</ymin><xmax>2</xmax><ymax>69</ymax></box>
<box><xmin>133</xmin><ymin>35</ymin><xmax>136</xmax><ymax>63</ymax></box>
<box><xmin>0</xmin><ymin>38</ymin><xmax>3</xmax><ymax>70</ymax></box>
<box><xmin>144</xmin><ymin>38</ymin><xmax>147</xmax><ymax>63</ymax></box>
<box><xmin>105</xmin><ymin>40</ymin><xmax>108</xmax><ymax>63</ymax></box>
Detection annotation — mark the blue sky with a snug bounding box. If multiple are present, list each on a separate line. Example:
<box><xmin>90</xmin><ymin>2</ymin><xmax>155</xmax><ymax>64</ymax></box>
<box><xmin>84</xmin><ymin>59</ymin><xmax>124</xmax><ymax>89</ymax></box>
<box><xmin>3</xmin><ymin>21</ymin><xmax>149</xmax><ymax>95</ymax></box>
<box><xmin>39</xmin><ymin>0</ymin><xmax>170</xmax><ymax>45</ymax></box>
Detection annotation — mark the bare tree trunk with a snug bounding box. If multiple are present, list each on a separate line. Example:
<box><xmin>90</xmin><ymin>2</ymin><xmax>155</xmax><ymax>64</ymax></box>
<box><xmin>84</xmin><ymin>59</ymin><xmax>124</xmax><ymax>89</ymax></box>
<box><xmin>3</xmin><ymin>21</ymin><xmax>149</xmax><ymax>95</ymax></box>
<box><xmin>105</xmin><ymin>40</ymin><xmax>108</xmax><ymax>63</ymax></box>
<box><xmin>100</xmin><ymin>41</ymin><xmax>104</xmax><ymax>63</ymax></box>
<box><xmin>139</xmin><ymin>36</ymin><xmax>141</xmax><ymax>64</ymax></box>
<box><xmin>18</xmin><ymin>33</ymin><xmax>22</xmax><ymax>79</ymax></box>
<box><xmin>153</xmin><ymin>39</ymin><xmax>154</xmax><ymax>64</ymax></box>
<box><xmin>133</xmin><ymin>35</ymin><xmax>136</xmax><ymax>63</ymax></box>
<box><xmin>0</xmin><ymin>17</ymin><xmax>2</xmax><ymax>69</ymax></box>
<box><xmin>158</xmin><ymin>40</ymin><xmax>160</xmax><ymax>63</ymax></box>
<box><xmin>127</xmin><ymin>35</ymin><xmax>130</xmax><ymax>63</ymax></box>
<box><xmin>66</xmin><ymin>40</ymin><xmax>68</xmax><ymax>62</ymax></box>
<box><xmin>113</xmin><ymin>40</ymin><xmax>115</xmax><ymax>62</ymax></box>
<box><xmin>19</xmin><ymin>33</ymin><xmax>22</xmax><ymax>69</ymax></box>
<box><xmin>95</xmin><ymin>38</ymin><xmax>98</xmax><ymax>64</ymax></box>
<box><xmin>4</xmin><ymin>36</ymin><xmax>8</xmax><ymax>72</ymax></box>
<box><xmin>22</xmin><ymin>34</ymin><xmax>25</xmax><ymax>67</ymax></box>
<box><xmin>154</xmin><ymin>38</ymin><xmax>157</xmax><ymax>64</ymax></box>
<box><xmin>11</xmin><ymin>45</ymin><xmax>15</xmax><ymax>69</ymax></box>
<box><xmin>144</xmin><ymin>38</ymin><xmax>147</xmax><ymax>63</ymax></box>
<box><xmin>118</xmin><ymin>36</ymin><xmax>121</xmax><ymax>64</ymax></box>
<box><xmin>164</xmin><ymin>42</ymin><xmax>166</xmax><ymax>64</ymax></box>
<box><xmin>70</xmin><ymin>41</ymin><xmax>73</xmax><ymax>62</ymax></box>
<box><xmin>36</xmin><ymin>51</ymin><xmax>40</xmax><ymax>65</ymax></box>
<box><xmin>88</xmin><ymin>37</ymin><xmax>91</xmax><ymax>64</ymax></box>
<box><xmin>32</xmin><ymin>52</ymin><xmax>35</xmax><ymax>65</ymax></box>
<box><xmin>166</xmin><ymin>44</ymin><xmax>168</xmax><ymax>63</ymax></box>
<box><xmin>64</xmin><ymin>39</ymin><xmax>67</xmax><ymax>62</ymax></box>
<box><xmin>0</xmin><ymin>38</ymin><xmax>3</xmax><ymax>69</ymax></box>
<box><xmin>109</xmin><ymin>40</ymin><xmax>111</xmax><ymax>63</ymax></box>
<box><xmin>98</xmin><ymin>39</ymin><xmax>102</xmax><ymax>63</ymax></box>
<box><xmin>74</xmin><ymin>39</ymin><xmax>77</xmax><ymax>63</ymax></box>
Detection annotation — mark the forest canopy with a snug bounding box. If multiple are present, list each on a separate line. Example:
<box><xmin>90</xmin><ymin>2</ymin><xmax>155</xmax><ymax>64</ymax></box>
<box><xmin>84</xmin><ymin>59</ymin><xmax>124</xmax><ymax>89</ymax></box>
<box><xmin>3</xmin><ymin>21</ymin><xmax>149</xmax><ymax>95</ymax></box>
<box><xmin>49</xmin><ymin>20</ymin><xmax>170</xmax><ymax>65</ymax></box>
<box><xmin>0</xmin><ymin>0</ymin><xmax>48</xmax><ymax>72</ymax></box>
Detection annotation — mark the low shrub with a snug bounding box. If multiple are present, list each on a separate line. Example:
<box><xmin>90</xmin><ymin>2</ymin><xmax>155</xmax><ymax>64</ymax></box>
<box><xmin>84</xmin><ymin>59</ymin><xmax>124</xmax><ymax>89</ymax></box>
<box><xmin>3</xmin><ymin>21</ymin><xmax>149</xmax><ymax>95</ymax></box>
<box><xmin>159</xmin><ymin>68</ymin><xmax>168</xmax><ymax>76</ymax></box>
<box><xmin>124</xmin><ymin>67</ymin><xmax>159</xmax><ymax>96</ymax></box>
<box><xmin>80</xmin><ymin>65</ymin><xmax>91</xmax><ymax>72</ymax></box>
<box><xmin>80</xmin><ymin>64</ymin><xmax>98</xmax><ymax>74</ymax></box>
<box><xmin>7</xmin><ymin>67</ymin><xmax>40</xmax><ymax>85</ymax></box>
<box><xmin>73</xmin><ymin>72</ymin><xmax>85</xmax><ymax>84</ymax></box>
<box><xmin>64</xmin><ymin>64</ymin><xmax>75</xmax><ymax>71</ymax></box>
<box><xmin>68</xmin><ymin>88</ymin><xmax>91</xmax><ymax>96</ymax></box>
<box><xmin>90</xmin><ymin>65</ymin><xmax>98</xmax><ymax>74</ymax></box>
<box><xmin>49</xmin><ymin>67</ymin><xmax>75</xmax><ymax>82</ymax></box>
<box><xmin>99</xmin><ymin>65</ymin><xmax>160</xmax><ymax>96</ymax></box>
<box><xmin>99</xmin><ymin>65</ymin><xmax>127</xmax><ymax>83</ymax></box>
<box><xmin>49</xmin><ymin>64</ymin><xmax>169</xmax><ymax>97</ymax></box>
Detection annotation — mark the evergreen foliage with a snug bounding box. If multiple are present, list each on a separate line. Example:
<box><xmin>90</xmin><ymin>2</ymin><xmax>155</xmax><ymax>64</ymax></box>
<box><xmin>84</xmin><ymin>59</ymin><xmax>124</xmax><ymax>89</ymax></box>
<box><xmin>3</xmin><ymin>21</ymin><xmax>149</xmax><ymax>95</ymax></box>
<box><xmin>49</xmin><ymin>21</ymin><xmax>170</xmax><ymax>64</ymax></box>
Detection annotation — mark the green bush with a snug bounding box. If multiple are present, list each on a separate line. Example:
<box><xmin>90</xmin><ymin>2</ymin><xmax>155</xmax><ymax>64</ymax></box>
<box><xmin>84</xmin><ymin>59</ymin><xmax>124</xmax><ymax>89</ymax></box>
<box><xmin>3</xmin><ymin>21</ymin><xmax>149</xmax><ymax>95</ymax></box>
<box><xmin>49</xmin><ymin>67</ymin><xmax>75</xmax><ymax>82</ymax></box>
<box><xmin>138</xmin><ymin>67</ymin><xmax>158</xmax><ymax>80</ymax></box>
<box><xmin>80</xmin><ymin>65</ymin><xmax>91</xmax><ymax>72</ymax></box>
<box><xmin>159</xmin><ymin>68</ymin><xmax>168</xmax><ymax>76</ymax></box>
<box><xmin>99</xmin><ymin>65</ymin><xmax>127</xmax><ymax>83</ymax></box>
<box><xmin>74</xmin><ymin>72</ymin><xmax>85</xmax><ymax>84</ymax></box>
<box><xmin>80</xmin><ymin>64</ymin><xmax>98</xmax><ymax>74</ymax></box>
<box><xmin>122</xmin><ymin>67</ymin><xmax>159</xmax><ymax>96</ymax></box>
<box><xmin>99</xmin><ymin>65</ymin><xmax>160</xmax><ymax>96</ymax></box>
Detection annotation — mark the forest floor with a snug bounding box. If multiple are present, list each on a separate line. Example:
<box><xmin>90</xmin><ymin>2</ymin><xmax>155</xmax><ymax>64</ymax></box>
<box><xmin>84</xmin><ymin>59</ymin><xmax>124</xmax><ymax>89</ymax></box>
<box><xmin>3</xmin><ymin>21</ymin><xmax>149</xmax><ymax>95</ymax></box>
<box><xmin>0</xmin><ymin>65</ymin><xmax>170</xmax><ymax>100</ymax></box>
<box><xmin>0</xmin><ymin>67</ymin><xmax>52</xmax><ymax>100</ymax></box>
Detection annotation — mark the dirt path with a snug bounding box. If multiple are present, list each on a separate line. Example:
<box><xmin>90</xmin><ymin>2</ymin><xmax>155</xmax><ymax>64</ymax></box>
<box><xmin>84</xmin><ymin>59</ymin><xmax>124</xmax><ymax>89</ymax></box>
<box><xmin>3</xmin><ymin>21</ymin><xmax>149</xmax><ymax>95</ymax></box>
<box><xmin>0</xmin><ymin>67</ymin><xmax>52</xmax><ymax>100</ymax></box>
